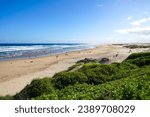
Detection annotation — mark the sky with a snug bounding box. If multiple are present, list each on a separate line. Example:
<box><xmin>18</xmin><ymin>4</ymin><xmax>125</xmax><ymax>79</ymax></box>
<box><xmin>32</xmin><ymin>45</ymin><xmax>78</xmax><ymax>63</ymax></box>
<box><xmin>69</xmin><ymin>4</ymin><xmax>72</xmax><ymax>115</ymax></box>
<box><xmin>0</xmin><ymin>0</ymin><xmax>150</xmax><ymax>44</ymax></box>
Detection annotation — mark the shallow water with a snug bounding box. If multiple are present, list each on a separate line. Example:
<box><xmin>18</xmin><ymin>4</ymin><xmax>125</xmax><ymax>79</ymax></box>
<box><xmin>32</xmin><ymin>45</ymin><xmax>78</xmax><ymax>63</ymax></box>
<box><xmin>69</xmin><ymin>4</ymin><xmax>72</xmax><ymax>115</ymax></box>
<box><xmin>0</xmin><ymin>43</ymin><xmax>95</xmax><ymax>61</ymax></box>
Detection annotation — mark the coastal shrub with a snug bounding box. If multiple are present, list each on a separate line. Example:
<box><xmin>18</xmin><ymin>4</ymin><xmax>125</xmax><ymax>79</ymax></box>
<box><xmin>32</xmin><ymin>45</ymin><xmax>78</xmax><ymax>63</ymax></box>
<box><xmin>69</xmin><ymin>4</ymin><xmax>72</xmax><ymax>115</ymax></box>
<box><xmin>84</xmin><ymin>69</ymin><xmax>111</xmax><ymax>85</ymax></box>
<box><xmin>80</xmin><ymin>64</ymin><xmax>118</xmax><ymax>84</ymax></box>
<box><xmin>58</xmin><ymin>75</ymin><xmax>150</xmax><ymax>100</ymax></box>
<box><xmin>110</xmin><ymin>62</ymin><xmax>138</xmax><ymax>80</ymax></box>
<box><xmin>80</xmin><ymin>64</ymin><xmax>117</xmax><ymax>74</ymax></box>
<box><xmin>128</xmin><ymin>66</ymin><xmax>150</xmax><ymax>79</ymax></box>
<box><xmin>0</xmin><ymin>95</ymin><xmax>14</xmax><ymax>100</ymax></box>
<box><xmin>58</xmin><ymin>82</ymin><xmax>122</xmax><ymax>100</ymax></box>
<box><xmin>79</xmin><ymin>62</ymin><xmax>101</xmax><ymax>71</ymax></box>
<box><xmin>33</xmin><ymin>92</ymin><xmax>58</xmax><ymax>100</ymax></box>
<box><xmin>57</xmin><ymin>59</ymin><xmax>150</xmax><ymax>100</ymax></box>
<box><xmin>95</xmin><ymin>64</ymin><xmax>118</xmax><ymax>75</ymax></box>
<box><xmin>124</xmin><ymin>45</ymin><xmax>150</xmax><ymax>49</ymax></box>
<box><xmin>67</xmin><ymin>63</ymin><xmax>83</xmax><ymax>71</ymax></box>
<box><xmin>52</xmin><ymin>71</ymin><xmax>88</xmax><ymax>89</ymax></box>
<box><xmin>68</xmin><ymin>62</ymin><xmax>135</xmax><ymax>85</ymax></box>
<box><xmin>126</xmin><ymin>52</ymin><xmax>150</xmax><ymax>60</ymax></box>
<box><xmin>84</xmin><ymin>69</ymin><xmax>101</xmax><ymax>84</ymax></box>
<box><xmin>116</xmin><ymin>62</ymin><xmax>138</xmax><ymax>69</ymax></box>
<box><xmin>58</xmin><ymin>83</ymin><xmax>96</xmax><ymax>100</ymax></box>
<box><xmin>125</xmin><ymin>57</ymin><xmax>150</xmax><ymax>67</ymax></box>
<box><xmin>14</xmin><ymin>78</ymin><xmax>54</xmax><ymax>99</ymax></box>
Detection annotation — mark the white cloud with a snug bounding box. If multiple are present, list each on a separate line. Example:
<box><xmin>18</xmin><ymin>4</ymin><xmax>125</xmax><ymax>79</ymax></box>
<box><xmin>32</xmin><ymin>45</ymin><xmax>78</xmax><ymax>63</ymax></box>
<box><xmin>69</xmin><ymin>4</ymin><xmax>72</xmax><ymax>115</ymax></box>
<box><xmin>115</xmin><ymin>16</ymin><xmax>150</xmax><ymax>36</ymax></box>
<box><xmin>97</xmin><ymin>4</ymin><xmax>103</xmax><ymax>8</ymax></box>
<box><xmin>130</xmin><ymin>17</ymin><xmax>150</xmax><ymax>26</ymax></box>
<box><xmin>127</xmin><ymin>16</ymin><xmax>132</xmax><ymax>20</ymax></box>
<box><xmin>115</xmin><ymin>27</ymin><xmax>150</xmax><ymax>35</ymax></box>
<box><xmin>114</xmin><ymin>15</ymin><xmax>150</xmax><ymax>43</ymax></box>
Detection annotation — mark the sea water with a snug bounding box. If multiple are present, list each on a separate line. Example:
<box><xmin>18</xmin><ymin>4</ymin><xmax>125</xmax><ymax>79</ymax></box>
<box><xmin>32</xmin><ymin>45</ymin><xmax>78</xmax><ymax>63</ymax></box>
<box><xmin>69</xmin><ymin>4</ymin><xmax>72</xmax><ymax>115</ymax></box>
<box><xmin>0</xmin><ymin>43</ymin><xmax>95</xmax><ymax>61</ymax></box>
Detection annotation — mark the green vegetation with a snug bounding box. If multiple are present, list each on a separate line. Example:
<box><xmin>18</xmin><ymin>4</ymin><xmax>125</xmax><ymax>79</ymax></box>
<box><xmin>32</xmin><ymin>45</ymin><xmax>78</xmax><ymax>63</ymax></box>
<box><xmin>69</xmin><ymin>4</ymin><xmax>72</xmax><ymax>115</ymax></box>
<box><xmin>123</xmin><ymin>44</ymin><xmax>150</xmax><ymax>49</ymax></box>
<box><xmin>1</xmin><ymin>52</ymin><xmax>150</xmax><ymax>100</ymax></box>
<box><xmin>14</xmin><ymin>78</ymin><xmax>54</xmax><ymax>99</ymax></box>
<box><xmin>124</xmin><ymin>52</ymin><xmax>150</xmax><ymax>67</ymax></box>
<box><xmin>52</xmin><ymin>71</ymin><xmax>88</xmax><ymax>89</ymax></box>
<box><xmin>0</xmin><ymin>95</ymin><xmax>14</xmax><ymax>100</ymax></box>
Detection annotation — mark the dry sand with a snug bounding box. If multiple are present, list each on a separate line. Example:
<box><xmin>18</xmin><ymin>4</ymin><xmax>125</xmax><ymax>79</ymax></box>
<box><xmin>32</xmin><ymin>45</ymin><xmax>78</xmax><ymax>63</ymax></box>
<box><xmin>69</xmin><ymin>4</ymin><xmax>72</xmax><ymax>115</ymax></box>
<box><xmin>0</xmin><ymin>44</ymin><xmax>149</xmax><ymax>96</ymax></box>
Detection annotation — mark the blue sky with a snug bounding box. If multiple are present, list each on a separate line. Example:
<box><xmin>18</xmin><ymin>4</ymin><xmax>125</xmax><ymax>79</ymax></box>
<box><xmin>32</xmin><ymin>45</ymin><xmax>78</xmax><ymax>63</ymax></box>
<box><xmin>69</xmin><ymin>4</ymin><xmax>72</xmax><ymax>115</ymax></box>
<box><xmin>0</xmin><ymin>0</ymin><xmax>150</xmax><ymax>43</ymax></box>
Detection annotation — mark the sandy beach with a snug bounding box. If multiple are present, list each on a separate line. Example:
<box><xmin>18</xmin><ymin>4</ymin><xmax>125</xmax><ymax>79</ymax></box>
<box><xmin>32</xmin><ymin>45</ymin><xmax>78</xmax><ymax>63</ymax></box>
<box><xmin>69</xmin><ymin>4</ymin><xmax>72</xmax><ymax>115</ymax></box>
<box><xmin>0</xmin><ymin>44</ymin><xmax>149</xmax><ymax>96</ymax></box>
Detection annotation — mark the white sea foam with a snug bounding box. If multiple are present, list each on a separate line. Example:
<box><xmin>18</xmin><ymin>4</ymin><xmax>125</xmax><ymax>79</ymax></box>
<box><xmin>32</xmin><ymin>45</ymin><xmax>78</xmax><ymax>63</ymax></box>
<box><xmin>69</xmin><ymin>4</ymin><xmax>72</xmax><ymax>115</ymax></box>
<box><xmin>0</xmin><ymin>45</ymin><xmax>49</xmax><ymax>52</ymax></box>
<box><xmin>0</xmin><ymin>44</ymin><xmax>95</xmax><ymax>60</ymax></box>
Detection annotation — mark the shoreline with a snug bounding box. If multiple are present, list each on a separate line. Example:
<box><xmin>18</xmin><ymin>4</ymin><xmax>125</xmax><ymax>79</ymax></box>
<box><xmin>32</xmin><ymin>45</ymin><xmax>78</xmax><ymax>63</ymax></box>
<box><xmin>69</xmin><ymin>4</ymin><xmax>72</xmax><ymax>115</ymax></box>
<box><xmin>0</xmin><ymin>43</ymin><xmax>95</xmax><ymax>62</ymax></box>
<box><xmin>0</xmin><ymin>44</ymin><xmax>149</xmax><ymax>96</ymax></box>
<box><xmin>0</xmin><ymin>46</ymin><xmax>95</xmax><ymax>62</ymax></box>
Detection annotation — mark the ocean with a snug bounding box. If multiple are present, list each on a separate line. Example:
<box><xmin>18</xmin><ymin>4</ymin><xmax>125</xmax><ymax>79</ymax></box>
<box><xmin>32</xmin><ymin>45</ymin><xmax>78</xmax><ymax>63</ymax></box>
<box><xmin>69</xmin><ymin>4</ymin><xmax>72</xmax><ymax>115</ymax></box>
<box><xmin>0</xmin><ymin>43</ymin><xmax>95</xmax><ymax>61</ymax></box>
